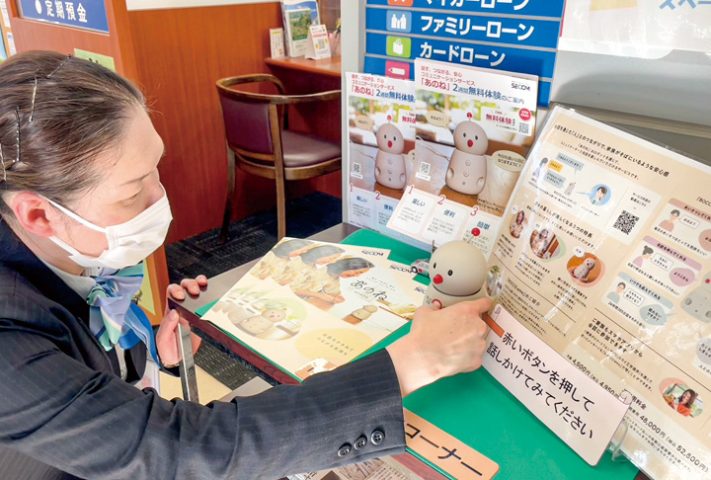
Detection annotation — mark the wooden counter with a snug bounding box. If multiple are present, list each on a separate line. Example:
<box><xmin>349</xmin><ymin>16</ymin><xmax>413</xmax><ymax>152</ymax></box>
<box><xmin>265</xmin><ymin>55</ymin><xmax>341</xmax><ymax>78</ymax></box>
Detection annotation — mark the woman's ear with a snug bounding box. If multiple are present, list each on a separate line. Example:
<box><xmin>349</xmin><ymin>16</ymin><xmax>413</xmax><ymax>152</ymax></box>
<box><xmin>6</xmin><ymin>191</ymin><xmax>58</xmax><ymax>237</ymax></box>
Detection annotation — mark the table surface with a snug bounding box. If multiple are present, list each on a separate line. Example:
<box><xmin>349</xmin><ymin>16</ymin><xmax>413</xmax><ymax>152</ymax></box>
<box><xmin>175</xmin><ymin>223</ymin><xmax>646</xmax><ymax>480</ymax></box>
<box><xmin>265</xmin><ymin>55</ymin><xmax>342</xmax><ymax>78</ymax></box>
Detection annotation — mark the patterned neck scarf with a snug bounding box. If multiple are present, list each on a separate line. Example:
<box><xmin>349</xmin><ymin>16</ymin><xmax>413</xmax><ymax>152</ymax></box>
<box><xmin>86</xmin><ymin>263</ymin><xmax>161</xmax><ymax>366</ymax></box>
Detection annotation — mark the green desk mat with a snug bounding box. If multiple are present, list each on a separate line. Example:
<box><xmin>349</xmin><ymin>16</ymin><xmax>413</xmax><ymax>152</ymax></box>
<box><xmin>196</xmin><ymin>229</ymin><xmax>638</xmax><ymax>480</ymax></box>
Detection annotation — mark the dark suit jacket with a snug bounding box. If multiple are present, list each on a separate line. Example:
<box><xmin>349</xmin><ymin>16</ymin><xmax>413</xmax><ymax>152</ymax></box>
<box><xmin>0</xmin><ymin>221</ymin><xmax>406</xmax><ymax>479</ymax></box>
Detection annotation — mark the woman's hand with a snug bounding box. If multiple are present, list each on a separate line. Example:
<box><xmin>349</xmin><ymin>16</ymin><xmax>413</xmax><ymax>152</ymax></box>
<box><xmin>166</xmin><ymin>275</ymin><xmax>208</xmax><ymax>301</ymax></box>
<box><xmin>386</xmin><ymin>298</ymin><xmax>492</xmax><ymax>397</ymax></box>
<box><xmin>155</xmin><ymin>276</ymin><xmax>208</xmax><ymax>368</ymax></box>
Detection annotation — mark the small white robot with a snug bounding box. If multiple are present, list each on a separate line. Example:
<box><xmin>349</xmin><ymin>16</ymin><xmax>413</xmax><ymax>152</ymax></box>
<box><xmin>374</xmin><ymin>118</ymin><xmax>407</xmax><ymax>190</ymax></box>
<box><xmin>446</xmin><ymin>114</ymin><xmax>489</xmax><ymax>195</ymax></box>
<box><xmin>571</xmin><ymin>258</ymin><xmax>596</xmax><ymax>282</ymax></box>
<box><xmin>424</xmin><ymin>240</ymin><xmax>487</xmax><ymax>309</ymax></box>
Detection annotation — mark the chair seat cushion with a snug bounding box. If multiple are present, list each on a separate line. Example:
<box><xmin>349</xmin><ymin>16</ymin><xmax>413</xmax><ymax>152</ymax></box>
<box><xmin>282</xmin><ymin>130</ymin><xmax>341</xmax><ymax>167</ymax></box>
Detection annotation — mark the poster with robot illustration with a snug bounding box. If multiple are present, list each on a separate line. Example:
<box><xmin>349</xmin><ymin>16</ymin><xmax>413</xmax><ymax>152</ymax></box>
<box><xmin>386</xmin><ymin>59</ymin><xmax>539</xmax><ymax>256</ymax></box>
<box><xmin>202</xmin><ymin>239</ymin><xmax>423</xmax><ymax>380</ymax></box>
<box><xmin>346</xmin><ymin>72</ymin><xmax>422</xmax><ymax>247</ymax></box>
<box><xmin>484</xmin><ymin>106</ymin><xmax>711</xmax><ymax>480</ymax></box>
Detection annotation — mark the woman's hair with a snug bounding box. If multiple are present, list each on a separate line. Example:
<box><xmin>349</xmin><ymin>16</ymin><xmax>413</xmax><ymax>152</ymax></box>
<box><xmin>679</xmin><ymin>389</ymin><xmax>697</xmax><ymax>406</ymax></box>
<box><xmin>300</xmin><ymin>245</ymin><xmax>345</xmax><ymax>265</ymax></box>
<box><xmin>326</xmin><ymin>258</ymin><xmax>374</xmax><ymax>277</ymax></box>
<box><xmin>515</xmin><ymin>211</ymin><xmax>525</xmax><ymax>224</ymax></box>
<box><xmin>642</xmin><ymin>246</ymin><xmax>654</xmax><ymax>256</ymax></box>
<box><xmin>0</xmin><ymin>51</ymin><xmax>145</xmax><ymax>215</ymax></box>
<box><xmin>272</xmin><ymin>239</ymin><xmax>313</xmax><ymax>258</ymax></box>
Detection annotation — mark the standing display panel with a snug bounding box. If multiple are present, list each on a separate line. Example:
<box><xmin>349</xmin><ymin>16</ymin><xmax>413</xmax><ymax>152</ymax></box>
<box><xmin>362</xmin><ymin>0</ymin><xmax>565</xmax><ymax>105</ymax></box>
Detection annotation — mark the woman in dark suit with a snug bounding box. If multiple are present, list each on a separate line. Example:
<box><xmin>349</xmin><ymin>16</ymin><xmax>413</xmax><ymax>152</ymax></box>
<box><xmin>0</xmin><ymin>51</ymin><xmax>491</xmax><ymax>479</ymax></box>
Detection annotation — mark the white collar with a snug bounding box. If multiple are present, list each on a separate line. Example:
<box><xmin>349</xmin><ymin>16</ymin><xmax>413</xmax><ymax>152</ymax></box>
<box><xmin>42</xmin><ymin>261</ymin><xmax>97</xmax><ymax>299</ymax></box>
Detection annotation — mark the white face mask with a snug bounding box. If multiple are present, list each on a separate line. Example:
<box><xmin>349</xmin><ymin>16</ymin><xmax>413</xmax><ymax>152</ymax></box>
<box><xmin>47</xmin><ymin>189</ymin><xmax>173</xmax><ymax>270</ymax></box>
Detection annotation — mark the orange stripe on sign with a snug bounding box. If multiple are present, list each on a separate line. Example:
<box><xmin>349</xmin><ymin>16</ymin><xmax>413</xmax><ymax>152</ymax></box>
<box><xmin>404</xmin><ymin>409</ymin><xmax>499</xmax><ymax>480</ymax></box>
<box><xmin>483</xmin><ymin>312</ymin><xmax>505</xmax><ymax>338</ymax></box>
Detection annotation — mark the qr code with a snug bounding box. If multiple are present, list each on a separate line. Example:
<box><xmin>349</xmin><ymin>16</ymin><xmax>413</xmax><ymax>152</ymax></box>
<box><xmin>519</xmin><ymin>122</ymin><xmax>530</xmax><ymax>135</ymax></box>
<box><xmin>613</xmin><ymin>210</ymin><xmax>639</xmax><ymax>235</ymax></box>
<box><xmin>416</xmin><ymin>161</ymin><xmax>432</xmax><ymax>181</ymax></box>
<box><xmin>351</xmin><ymin>162</ymin><xmax>363</xmax><ymax>179</ymax></box>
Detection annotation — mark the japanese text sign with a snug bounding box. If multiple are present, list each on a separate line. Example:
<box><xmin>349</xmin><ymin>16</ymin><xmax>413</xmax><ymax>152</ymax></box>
<box><xmin>363</xmin><ymin>0</ymin><xmax>565</xmax><ymax>105</ymax></box>
<box><xmin>404</xmin><ymin>409</ymin><xmax>499</xmax><ymax>479</ymax></box>
<box><xmin>18</xmin><ymin>0</ymin><xmax>109</xmax><ymax>33</ymax></box>
<box><xmin>483</xmin><ymin>304</ymin><xmax>630</xmax><ymax>465</ymax></box>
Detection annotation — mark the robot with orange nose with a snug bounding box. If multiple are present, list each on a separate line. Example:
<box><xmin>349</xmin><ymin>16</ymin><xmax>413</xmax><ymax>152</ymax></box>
<box><xmin>424</xmin><ymin>240</ymin><xmax>488</xmax><ymax>309</ymax></box>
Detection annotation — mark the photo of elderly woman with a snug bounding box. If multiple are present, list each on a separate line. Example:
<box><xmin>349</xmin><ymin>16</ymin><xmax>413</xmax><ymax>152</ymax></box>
<box><xmin>509</xmin><ymin>210</ymin><xmax>526</xmax><ymax>239</ymax></box>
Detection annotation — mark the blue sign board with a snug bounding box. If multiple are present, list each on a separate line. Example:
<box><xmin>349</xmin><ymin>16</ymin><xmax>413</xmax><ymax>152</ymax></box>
<box><xmin>364</xmin><ymin>0</ymin><xmax>566</xmax><ymax>105</ymax></box>
<box><xmin>18</xmin><ymin>0</ymin><xmax>109</xmax><ymax>33</ymax></box>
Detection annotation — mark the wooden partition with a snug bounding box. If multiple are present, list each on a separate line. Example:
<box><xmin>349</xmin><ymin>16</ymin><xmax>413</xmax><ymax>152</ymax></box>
<box><xmin>9</xmin><ymin>0</ymin><xmax>342</xmax><ymax>243</ymax></box>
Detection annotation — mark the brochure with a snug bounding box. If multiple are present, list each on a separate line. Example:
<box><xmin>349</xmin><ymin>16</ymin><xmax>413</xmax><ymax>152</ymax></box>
<box><xmin>387</xmin><ymin>59</ymin><xmax>539</xmax><ymax>256</ymax></box>
<box><xmin>269</xmin><ymin>27</ymin><xmax>286</xmax><ymax>59</ymax></box>
<box><xmin>202</xmin><ymin>239</ymin><xmax>422</xmax><ymax>379</ymax></box>
<box><xmin>485</xmin><ymin>106</ymin><xmax>711</xmax><ymax>480</ymax></box>
<box><xmin>281</xmin><ymin>0</ymin><xmax>320</xmax><ymax>58</ymax></box>
<box><xmin>345</xmin><ymin>72</ymin><xmax>422</xmax><ymax>246</ymax></box>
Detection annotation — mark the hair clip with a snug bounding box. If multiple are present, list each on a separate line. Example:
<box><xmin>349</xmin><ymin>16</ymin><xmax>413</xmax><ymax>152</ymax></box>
<box><xmin>0</xmin><ymin>143</ymin><xmax>6</xmax><ymax>183</ymax></box>
<box><xmin>15</xmin><ymin>107</ymin><xmax>21</xmax><ymax>165</ymax></box>
<box><xmin>29</xmin><ymin>77</ymin><xmax>38</xmax><ymax>123</ymax></box>
<box><xmin>46</xmin><ymin>54</ymin><xmax>71</xmax><ymax>79</ymax></box>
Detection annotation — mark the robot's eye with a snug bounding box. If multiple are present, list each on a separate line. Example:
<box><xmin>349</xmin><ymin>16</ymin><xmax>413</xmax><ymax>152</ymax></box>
<box><xmin>393</xmin><ymin>136</ymin><xmax>397</xmax><ymax>141</ymax></box>
<box><xmin>475</xmin><ymin>135</ymin><xmax>479</xmax><ymax>140</ymax></box>
<box><xmin>433</xmin><ymin>262</ymin><xmax>437</xmax><ymax>269</ymax></box>
<box><xmin>463</xmin><ymin>133</ymin><xmax>467</xmax><ymax>137</ymax></box>
<box><xmin>384</xmin><ymin>135</ymin><xmax>388</xmax><ymax>139</ymax></box>
<box><xmin>448</xmin><ymin>269</ymin><xmax>453</xmax><ymax>276</ymax></box>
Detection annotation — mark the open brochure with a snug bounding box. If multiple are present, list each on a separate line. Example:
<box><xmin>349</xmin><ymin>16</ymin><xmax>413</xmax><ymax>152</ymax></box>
<box><xmin>202</xmin><ymin>238</ymin><xmax>422</xmax><ymax>380</ymax></box>
<box><xmin>483</xmin><ymin>106</ymin><xmax>710</xmax><ymax>480</ymax></box>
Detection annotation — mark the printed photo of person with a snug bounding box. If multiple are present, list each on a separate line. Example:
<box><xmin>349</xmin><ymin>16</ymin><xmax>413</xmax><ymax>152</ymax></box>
<box><xmin>486</xmin><ymin>265</ymin><xmax>504</xmax><ymax>297</ymax></box>
<box><xmin>531</xmin><ymin>157</ymin><xmax>548</xmax><ymax>182</ymax></box>
<box><xmin>529</xmin><ymin>228</ymin><xmax>560</xmax><ymax>259</ymax></box>
<box><xmin>589</xmin><ymin>185</ymin><xmax>610</xmax><ymax>206</ymax></box>
<box><xmin>607</xmin><ymin>282</ymin><xmax>626</xmax><ymax>303</ymax></box>
<box><xmin>662</xmin><ymin>383</ymin><xmax>703</xmax><ymax>418</ymax></box>
<box><xmin>509</xmin><ymin>210</ymin><xmax>526</xmax><ymax>239</ymax></box>
<box><xmin>659</xmin><ymin>209</ymin><xmax>680</xmax><ymax>232</ymax></box>
<box><xmin>632</xmin><ymin>245</ymin><xmax>654</xmax><ymax>268</ymax></box>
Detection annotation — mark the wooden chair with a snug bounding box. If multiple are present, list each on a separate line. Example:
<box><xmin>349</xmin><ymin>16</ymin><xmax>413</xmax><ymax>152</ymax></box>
<box><xmin>216</xmin><ymin>74</ymin><xmax>341</xmax><ymax>241</ymax></box>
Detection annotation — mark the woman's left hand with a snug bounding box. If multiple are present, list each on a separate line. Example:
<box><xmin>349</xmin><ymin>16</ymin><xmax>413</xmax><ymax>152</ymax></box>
<box><xmin>155</xmin><ymin>275</ymin><xmax>208</xmax><ymax>368</ymax></box>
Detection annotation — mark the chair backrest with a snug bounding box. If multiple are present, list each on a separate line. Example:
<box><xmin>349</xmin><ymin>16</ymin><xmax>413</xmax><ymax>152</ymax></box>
<box><xmin>216</xmin><ymin>75</ymin><xmax>286</xmax><ymax>157</ymax></box>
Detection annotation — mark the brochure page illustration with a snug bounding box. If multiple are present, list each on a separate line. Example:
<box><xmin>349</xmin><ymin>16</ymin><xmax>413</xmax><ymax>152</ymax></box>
<box><xmin>387</xmin><ymin>59</ymin><xmax>538</xmax><ymax>256</ymax></box>
<box><xmin>484</xmin><ymin>106</ymin><xmax>710</xmax><ymax>480</ymax></box>
<box><xmin>203</xmin><ymin>239</ymin><xmax>422</xmax><ymax>380</ymax></box>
